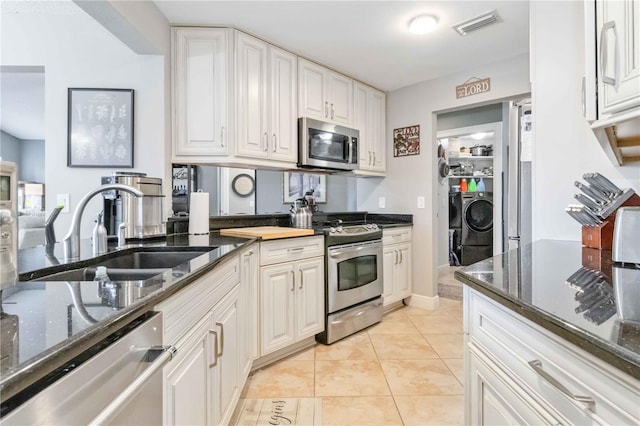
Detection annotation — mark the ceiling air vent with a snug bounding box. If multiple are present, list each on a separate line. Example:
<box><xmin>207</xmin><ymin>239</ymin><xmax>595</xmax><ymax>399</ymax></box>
<box><xmin>453</xmin><ymin>10</ymin><xmax>500</xmax><ymax>36</ymax></box>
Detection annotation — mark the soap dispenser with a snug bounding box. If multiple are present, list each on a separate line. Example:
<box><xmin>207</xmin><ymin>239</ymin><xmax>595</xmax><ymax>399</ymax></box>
<box><xmin>92</xmin><ymin>212</ymin><xmax>108</xmax><ymax>256</ymax></box>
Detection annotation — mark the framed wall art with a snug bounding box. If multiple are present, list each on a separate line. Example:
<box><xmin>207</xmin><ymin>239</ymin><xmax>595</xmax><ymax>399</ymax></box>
<box><xmin>67</xmin><ymin>88</ymin><xmax>134</xmax><ymax>167</ymax></box>
<box><xmin>393</xmin><ymin>125</ymin><xmax>420</xmax><ymax>157</ymax></box>
<box><xmin>283</xmin><ymin>172</ymin><xmax>326</xmax><ymax>203</ymax></box>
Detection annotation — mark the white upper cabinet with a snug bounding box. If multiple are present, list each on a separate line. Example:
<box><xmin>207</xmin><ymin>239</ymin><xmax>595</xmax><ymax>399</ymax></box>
<box><xmin>172</xmin><ymin>28</ymin><xmax>231</xmax><ymax>157</ymax></box>
<box><xmin>584</xmin><ymin>0</ymin><xmax>640</xmax><ymax>166</ymax></box>
<box><xmin>298</xmin><ymin>58</ymin><xmax>353</xmax><ymax>126</ymax></box>
<box><xmin>595</xmin><ymin>0</ymin><xmax>640</xmax><ymax>116</ymax></box>
<box><xmin>235</xmin><ymin>31</ymin><xmax>297</xmax><ymax>164</ymax></box>
<box><xmin>354</xmin><ymin>81</ymin><xmax>386</xmax><ymax>174</ymax></box>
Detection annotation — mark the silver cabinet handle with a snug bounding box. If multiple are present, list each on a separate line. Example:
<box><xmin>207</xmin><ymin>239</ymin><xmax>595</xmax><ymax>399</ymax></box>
<box><xmin>220</xmin><ymin>126</ymin><xmax>225</xmax><ymax>147</ymax></box>
<box><xmin>89</xmin><ymin>346</ymin><xmax>176</xmax><ymax>425</ymax></box>
<box><xmin>528</xmin><ymin>360</ymin><xmax>595</xmax><ymax>409</ymax></box>
<box><xmin>368</xmin><ymin>151</ymin><xmax>372</xmax><ymax>166</ymax></box>
<box><xmin>399</xmin><ymin>250</ymin><xmax>403</xmax><ymax>264</ymax></box>
<box><xmin>291</xmin><ymin>270</ymin><xmax>295</xmax><ymax>291</ymax></box>
<box><xmin>373</xmin><ymin>152</ymin><xmax>376</xmax><ymax>166</ymax></box>
<box><xmin>287</xmin><ymin>247</ymin><xmax>304</xmax><ymax>253</ymax></box>
<box><xmin>324</xmin><ymin>101</ymin><xmax>329</xmax><ymax>118</ymax></box>
<box><xmin>209</xmin><ymin>329</ymin><xmax>219</xmax><ymax>367</ymax></box>
<box><xmin>244</xmin><ymin>249</ymin><xmax>254</xmax><ymax>256</ymax></box>
<box><xmin>263</xmin><ymin>132</ymin><xmax>268</xmax><ymax>152</ymax></box>
<box><xmin>331</xmin><ymin>103</ymin><xmax>335</xmax><ymax>119</ymax></box>
<box><xmin>272</xmin><ymin>134</ymin><xmax>277</xmax><ymax>152</ymax></box>
<box><xmin>299</xmin><ymin>269</ymin><xmax>303</xmax><ymax>289</ymax></box>
<box><xmin>394</xmin><ymin>250</ymin><xmax>398</xmax><ymax>264</ymax></box>
<box><xmin>215</xmin><ymin>321</ymin><xmax>224</xmax><ymax>357</ymax></box>
<box><xmin>599</xmin><ymin>21</ymin><xmax>617</xmax><ymax>86</ymax></box>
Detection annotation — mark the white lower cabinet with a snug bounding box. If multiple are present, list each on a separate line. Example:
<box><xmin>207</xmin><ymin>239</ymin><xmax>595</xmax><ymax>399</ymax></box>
<box><xmin>157</xmin><ymin>251</ymin><xmax>257</xmax><ymax>426</ymax></box>
<box><xmin>382</xmin><ymin>227</ymin><xmax>412</xmax><ymax>306</ymax></box>
<box><xmin>239</xmin><ymin>246</ymin><xmax>259</xmax><ymax>379</ymax></box>
<box><xmin>210</xmin><ymin>286</ymin><xmax>241</xmax><ymax>426</ymax></box>
<box><xmin>467</xmin><ymin>343</ymin><xmax>564</xmax><ymax>425</ymax></box>
<box><xmin>164</xmin><ymin>314</ymin><xmax>212</xmax><ymax>426</ymax></box>
<box><xmin>465</xmin><ymin>286</ymin><xmax>640</xmax><ymax>426</ymax></box>
<box><xmin>260</xmin><ymin>257</ymin><xmax>324</xmax><ymax>355</ymax></box>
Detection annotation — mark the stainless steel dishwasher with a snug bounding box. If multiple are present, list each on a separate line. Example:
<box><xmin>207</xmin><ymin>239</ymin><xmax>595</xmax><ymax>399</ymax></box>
<box><xmin>1</xmin><ymin>311</ymin><xmax>175</xmax><ymax>425</ymax></box>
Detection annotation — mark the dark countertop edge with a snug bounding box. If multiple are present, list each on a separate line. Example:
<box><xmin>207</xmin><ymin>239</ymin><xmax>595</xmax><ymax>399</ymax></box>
<box><xmin>455</xmin><ymin>271</ymin><xmax>640</xmax><ymax>381</ymax></box>
<box><xmin>1</xmin><ymin>237</ymin><xmax>257</xmax><ymax>402</ymax></box>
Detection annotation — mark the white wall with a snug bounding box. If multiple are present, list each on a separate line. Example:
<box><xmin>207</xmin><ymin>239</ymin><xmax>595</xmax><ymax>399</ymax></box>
<box><xmin>20</xmin><ymin>139</ymin><xmax>45</xmax><ymax>183</ymax></box>
<box><xmin>0</xmin><ymin>131</ymin><xmax>21</xmax><ymax>165</ymax></box>
<box><xmin>1</xmin><ymin>3</ymin><xmax>169</xmax><ymax>241</ymax></box>
<box><xmin>358</xmin><ymin>54</ymin><xmax>531</xmax><ymax>301</ymax></box>
<box><xmin>530</xmin><ymin>1</ymin><xmax>640</xmax><ymax>242</ymax></box>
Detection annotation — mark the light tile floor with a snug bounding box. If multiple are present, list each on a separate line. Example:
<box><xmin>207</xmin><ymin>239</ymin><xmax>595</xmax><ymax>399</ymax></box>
<box><xmin>234</xmin><ymin>298</ymin><xmax>464</xmax><ymax>426</ymax></box>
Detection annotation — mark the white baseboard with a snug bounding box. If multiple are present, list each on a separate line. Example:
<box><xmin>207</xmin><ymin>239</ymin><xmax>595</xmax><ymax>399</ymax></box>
<box><xmin>406</xmin><ymin>293</ymin><xmax>440</xmax><ymax>310</ymax></box>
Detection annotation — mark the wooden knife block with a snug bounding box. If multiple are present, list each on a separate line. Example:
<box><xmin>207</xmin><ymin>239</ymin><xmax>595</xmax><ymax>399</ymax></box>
<box><xmin>582</xmin><ymin>193</ymin><xmax>640</xmax><ymax>249</ymax></box>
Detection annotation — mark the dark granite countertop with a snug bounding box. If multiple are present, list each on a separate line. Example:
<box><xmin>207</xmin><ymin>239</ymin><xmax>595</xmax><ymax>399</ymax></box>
<box><xmin>1</xmin><ymin>232</ymin><xmax>255</xmax><ymax>404</ymax></box>
<box><xmin>455</xmin><ymin>239</ymin><xmax>640</xmax><ymax>380</ymax></box>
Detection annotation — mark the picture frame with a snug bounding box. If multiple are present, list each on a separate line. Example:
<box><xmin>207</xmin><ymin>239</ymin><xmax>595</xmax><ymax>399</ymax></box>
<box><xmin>393</xmin><ymin>125</ymin><xmax>420</xmax><ymax>157</ymax></box>
<box><xmin>283</xmin><ymin>172</ymin><xmax>326</xmax><ymax>203</ymax></box>
<box><xmin>67</xmin><ymin>88</ymin><xmax>134</xmax><ymax>167</ymax></box>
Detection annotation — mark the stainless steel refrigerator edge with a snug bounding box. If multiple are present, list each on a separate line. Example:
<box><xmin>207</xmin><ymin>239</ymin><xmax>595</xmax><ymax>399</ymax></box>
<box><xmin>504</xmin><ymin>100</ymin><xmax>533</xmax><ymax>252</ymax></box>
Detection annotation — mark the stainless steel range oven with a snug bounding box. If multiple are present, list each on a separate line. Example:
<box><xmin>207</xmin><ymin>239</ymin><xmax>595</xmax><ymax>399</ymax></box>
<box><xmin>316</xmin><ymin>224</ymin><xmax>383</xmax><ymax>344</ymax></box>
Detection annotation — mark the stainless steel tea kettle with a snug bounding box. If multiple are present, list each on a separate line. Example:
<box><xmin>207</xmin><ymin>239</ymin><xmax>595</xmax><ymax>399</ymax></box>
<box><xmin>290</xmin><ymin>198</ymin><xmax>313</xmax><ymax>229</ymax></box>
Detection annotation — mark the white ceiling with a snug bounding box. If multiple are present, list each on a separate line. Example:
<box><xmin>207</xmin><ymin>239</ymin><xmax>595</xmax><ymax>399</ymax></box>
<box><xmin>1</xmin><ymin>0</ymin><xmax>529</xmax><ymax>142</ymax></box>
<box><xmin>154</xmin><ymin>0</ymin><xmax>530</xmax><ymax>91</ymax></box>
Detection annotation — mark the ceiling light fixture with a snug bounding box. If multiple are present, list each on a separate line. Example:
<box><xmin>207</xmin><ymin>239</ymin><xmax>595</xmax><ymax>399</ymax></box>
<box><xmin>453</xmin><ymin>10</ymin><xmax>500</xmax><ymax>36</ymax></box>
<box><xmin>408</xmin><ymin>15</ymin><xmax>439</xmax><ymax>35</ymax></box>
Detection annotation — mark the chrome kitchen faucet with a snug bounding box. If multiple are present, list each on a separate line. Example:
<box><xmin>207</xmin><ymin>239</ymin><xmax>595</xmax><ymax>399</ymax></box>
<box><xmin>62</xmin><ymin>184</ymin><xmax>144</xmax><ymax>260</ymax></box>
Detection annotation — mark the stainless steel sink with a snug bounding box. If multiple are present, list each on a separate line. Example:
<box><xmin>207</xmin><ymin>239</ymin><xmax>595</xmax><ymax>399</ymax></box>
<box><xmin>30</xmin><ymin>248</ymin><xmax>215</xmax><ymax>282</ymax></box>
<box><xmin>90</xmin><ymin>249</ymin><xmax>213</xmax><ymax>269</ymax></box>
<box><xmin>33</xmin><ymin>267</ymin><xmax>169</xmax><ymax>282</ymax></box>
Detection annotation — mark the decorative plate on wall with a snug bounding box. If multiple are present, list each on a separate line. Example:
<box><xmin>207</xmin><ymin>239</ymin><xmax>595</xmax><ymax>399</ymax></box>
<box><xmin>231</xmin><ymin>173</ymin><xmax>255</xmax><ymax>197</ymax></box>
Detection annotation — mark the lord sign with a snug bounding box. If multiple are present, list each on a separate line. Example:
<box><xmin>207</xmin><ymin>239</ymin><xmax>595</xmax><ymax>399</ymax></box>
<box><xmin>456</xmin><ymin>78</ymin><xmax>491</xmax><ymax>99</ymax></box>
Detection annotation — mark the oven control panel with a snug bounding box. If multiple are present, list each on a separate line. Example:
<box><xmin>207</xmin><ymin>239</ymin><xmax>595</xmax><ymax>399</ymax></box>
<box><xmin>328</xmin><ymin>223</ymin><xmax>379</xmax><ymax>235</ymax></box>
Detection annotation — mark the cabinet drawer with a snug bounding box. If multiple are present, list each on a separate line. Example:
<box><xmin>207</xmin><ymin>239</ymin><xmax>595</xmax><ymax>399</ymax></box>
<box><xmin>466</xmin><ymin>289</ymin><xmax>640</xmax><ymax>425</ymax></box>
<box><xmin>260</xmin><ymin>236</ymin><xmax>324</xmax><ymax>266</ymax></box>
<box><xmin>382</xmin><ymin>226</ymin><xmax>412</xmax><ymax>245</ymax></box>
<box><xmin>156</xmin><ymin>256</ymin><xmax>239</xmax><ymax>344</ymax></box>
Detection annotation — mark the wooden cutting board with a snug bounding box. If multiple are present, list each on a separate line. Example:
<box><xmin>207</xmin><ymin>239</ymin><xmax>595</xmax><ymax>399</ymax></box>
<box><xmin>219</xmin><ymin>226</ymin><xmax>315</xmax><ymax>240</ymax></box>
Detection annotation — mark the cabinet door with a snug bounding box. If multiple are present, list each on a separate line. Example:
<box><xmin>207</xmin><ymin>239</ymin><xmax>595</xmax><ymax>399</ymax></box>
<box><xmin>395</xmin><ymin>243</ymin><xmax>412</xmax><ymax>298</ymax></box>
<box><xmin>260</xmin><ymin>263</ymin><xmax>296</xmax><ymax>355</ymax></box>
<box><xmin>173</xmin><ymin>28</ymin><xmax>229</xmax><ymax>156</ymax></box>
<box><xmin>468</xmin><ymin>345</ymin><xmax>565</xmax><ymax>425</ymax></box>
<box><xmin>210</xmin><ymin>286</ymin><xmax>241</xmax><ymax>426</ymax></box>
<box><xmin>354</xmin><ymin>82</ymin><xmax>371</xmax><ymax>168</ymax></box>
<box><xmin>239</xmin><ymin>247</ymin><xmax>259</xmax><ymax>380</ymax></box>
<box><xmin>295</xmin><ymin>257</ymin><xmax>325</xmax><ymax>339</ymax></box>
<box><xmin>382</xmin><ymin>246</ymin><xmax>396</xmax><ymax>303</ymax></box>
<box><xmin>596</xmin><ymin>0</ymin><xmax>640</xmax><ymax>115</ymax></box>
<box><xmin>269</xmin><ymin>46</ymin><xmax>298</xmax><ymax>162</ymax></box>
<box><xmin>298</xmin><ymin>59</ymin><xmax>327</xmax><ymax>120</ymax></box>
<box><xmin>368</xmin><ymin>88</ymin><xmax>386</xmax><ymax>172</ymax></box>
<box><xmin>164</xmin><ymin>314</ymin><xmax>212</xmax><ymax>426</ymax></box>
<box><xmin>235</xmin><ymin>32</ymin><xmax>269</xmax><ymax>158</ymax></box>
<box><xmin>328</xmin><ymin>71</ymin><xmax>353</xmax><ymax>126</ymax></box>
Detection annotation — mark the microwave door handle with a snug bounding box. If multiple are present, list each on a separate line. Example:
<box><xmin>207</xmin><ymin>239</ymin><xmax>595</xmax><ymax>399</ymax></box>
<box><xmin>348</xmin><ymin>138</ymin><xmax>353</xmax><ymax>164</ymax></box>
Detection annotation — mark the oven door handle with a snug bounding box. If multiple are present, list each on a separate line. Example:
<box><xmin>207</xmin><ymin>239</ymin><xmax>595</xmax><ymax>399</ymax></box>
<box><xmin>329</xmin><ymin>246</ymin><xmax>368</xmax><ymax>258</ymax></box>
<box><xmin>88</xmin><ymin>345</ymin><xmax>176</xmax><ymax>425</ymax></box>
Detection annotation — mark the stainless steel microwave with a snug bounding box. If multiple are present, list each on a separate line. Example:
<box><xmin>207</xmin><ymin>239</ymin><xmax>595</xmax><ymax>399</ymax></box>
<box><xmin>298</xmin><ymin>117</ymin><xmax>359</xmax><ymax>171</ymax></box>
